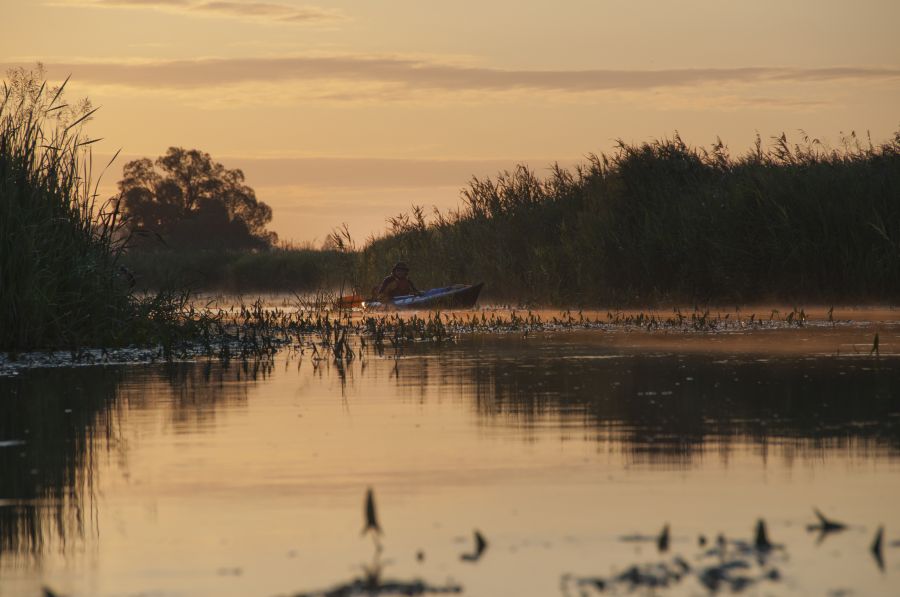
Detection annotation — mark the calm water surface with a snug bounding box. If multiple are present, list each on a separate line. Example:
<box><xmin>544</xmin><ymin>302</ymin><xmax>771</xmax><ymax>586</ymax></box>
<box><xmin>2</xmin><ymin>332</ymin><xmax>900</xmax><ymax>596</ymax></box>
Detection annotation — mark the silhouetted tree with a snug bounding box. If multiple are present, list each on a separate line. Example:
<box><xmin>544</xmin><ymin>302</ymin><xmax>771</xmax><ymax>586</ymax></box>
<box><xmin>119</xmin><ymin>147</ymin><xmax>277</xmax><ymax>251</ymax></box>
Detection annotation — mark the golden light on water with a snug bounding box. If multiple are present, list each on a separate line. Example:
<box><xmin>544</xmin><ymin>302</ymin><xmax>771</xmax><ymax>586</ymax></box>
<box><xmin>3</xmin><ymin>332</ymin><xmax>900</xmax><ymax>595</ymax></box>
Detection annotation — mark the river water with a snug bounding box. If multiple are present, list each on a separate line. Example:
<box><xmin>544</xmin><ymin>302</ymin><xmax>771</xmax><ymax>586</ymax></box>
<box><xmin>2</xmin><ymin>328</ymin><xmax>900</xmax><ymax>596</ymax></box>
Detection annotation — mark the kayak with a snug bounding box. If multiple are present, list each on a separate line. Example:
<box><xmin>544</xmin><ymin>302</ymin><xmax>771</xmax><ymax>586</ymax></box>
<box><xmin>365</xmin><ymin>283</ymin><xmax>483</xmax><ymax>310</ymax></box>
<box><xmin>364</xmin><ymin>283</ymin><xmax>484</xmax><ymax>310</ymax></box>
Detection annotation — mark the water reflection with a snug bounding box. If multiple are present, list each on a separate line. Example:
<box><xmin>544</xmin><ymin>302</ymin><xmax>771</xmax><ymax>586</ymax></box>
<box><xmin>0</xmin><ymin>367</ymin><xmax>120</xmax><ymax>559</ymax></box>
<box><xmin>117</xmin><ymin>360</ymin><xmax>270</xmax><ymax>432</ymax></box>
<box><xmin>2</xmin><ymin>334</ymin><xmax>900</xmax><ymax>575</ymax></box>
<box><xmin>0</xmin><ymin>360</ymin><xmax>267</xmax><ymax>562</ymax></box>
<box><xmin>396</xmin><ymin>336</ymin><xmax>900</xmax><ymax>465</ymax></box>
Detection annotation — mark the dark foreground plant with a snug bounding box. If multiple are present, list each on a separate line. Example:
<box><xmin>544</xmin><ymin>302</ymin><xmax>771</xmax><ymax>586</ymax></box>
<box><xmin>0</xmin><ymin>67</ymin><xmax>212</xmax><ymax>351</ymax></box>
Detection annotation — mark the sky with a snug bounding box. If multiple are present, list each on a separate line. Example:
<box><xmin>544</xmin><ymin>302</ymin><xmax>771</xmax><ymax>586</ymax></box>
<box><xmin>2</xmin><ymin>0</ymin><xmax>899</xmax><ymax>243</ymax></box>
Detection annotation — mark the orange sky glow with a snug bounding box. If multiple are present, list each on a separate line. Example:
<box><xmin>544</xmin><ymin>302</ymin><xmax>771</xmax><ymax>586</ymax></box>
<box><xmin>3</xmin><ymin>0</ymin><xmax>899</xmax><ymax>243</ymax></box>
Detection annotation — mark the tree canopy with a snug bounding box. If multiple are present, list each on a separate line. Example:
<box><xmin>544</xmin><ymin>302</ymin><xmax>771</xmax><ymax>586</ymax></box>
<box><xmin>119</xmin><ymin>147</ymin><xmax>277</xmax><ymax>251</ymax></box>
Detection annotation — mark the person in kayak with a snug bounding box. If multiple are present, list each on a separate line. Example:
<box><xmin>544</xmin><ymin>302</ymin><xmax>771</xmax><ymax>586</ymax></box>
<box><xmin>375</xmin><ymin>262</ymin><xmax>421</xmax><ymax>300</ymax></box>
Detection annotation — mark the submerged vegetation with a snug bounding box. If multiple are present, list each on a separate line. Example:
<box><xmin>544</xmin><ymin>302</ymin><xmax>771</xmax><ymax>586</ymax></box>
<box><xmin>358</xmin><ymin>130</ymin><xmax>900</xmax><ymax>304</ymax></box>
<box><xmin>1</xmin><ymin>300</ymin><xmax>858</xmax><ymax>375</ymax></box>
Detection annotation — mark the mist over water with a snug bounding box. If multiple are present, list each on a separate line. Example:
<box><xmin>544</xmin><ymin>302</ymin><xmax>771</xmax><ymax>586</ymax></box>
<box><xmin>2</xmin><ymin>333</ymin><xmax>899</xmax><ymax>596</ymax></box>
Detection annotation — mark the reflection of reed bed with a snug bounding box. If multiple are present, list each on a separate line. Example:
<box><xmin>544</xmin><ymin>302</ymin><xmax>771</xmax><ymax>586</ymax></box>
<box><xmin>0</xmin><ymin>368</ymin><xmax>120</xmax><ymax>559</ymax></box>
<box><xmin>272</xmin><ymin>320</ymin><xmax>900</xmax><ymax>464</ymax></box>
<box><xmin>113</xmin><ymin>361</ymin><xmax>265</xmax><ymax>434</ymax></box>
<box><xmin>453</xmin><ymin>349</ymin><xmax>900</xmax><ymax>465</ymax></box>
<box><xmin>0</xmin><ymin>360</ymin><xmax>270</xmax><ymax>564</ymax></box>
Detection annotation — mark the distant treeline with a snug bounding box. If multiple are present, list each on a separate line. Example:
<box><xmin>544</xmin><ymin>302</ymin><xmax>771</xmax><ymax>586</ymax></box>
<box><xmin>121</xmin><ymin>248</ymin><xmax>350</xmax><ymax>293</ymax></box>
<box><xmin>354</xmin><ymin>130</ymin><xmax>900</xmax><ymax>305</ymax></box>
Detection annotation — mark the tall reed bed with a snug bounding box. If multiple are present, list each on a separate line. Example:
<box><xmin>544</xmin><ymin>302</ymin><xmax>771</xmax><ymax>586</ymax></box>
<box><xmin>0</xmin><ymin>68</ymin><xmax>205</xmax><ymax>351</ymax></box>
<box><xmin>0</xmin><ymin>68</ymin><xmax>128</xmax><ymax>349</ymax></box>
<box><xmin>358</xmin><ymin>131</ymin><xmax>900</xmax><ymax>304</ymax></box>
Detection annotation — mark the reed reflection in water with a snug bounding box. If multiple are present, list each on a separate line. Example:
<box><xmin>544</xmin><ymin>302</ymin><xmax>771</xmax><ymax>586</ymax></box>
<box><xmin>0</xmin><ymin>361</ymin><xmax>267</xmax><ymax>560</ymax></box>
<box><xmin>1</xmin><ymin>333</ymin><xmax>899</xmax><ymax>596</ymax></box>
<box><xmin>399</xmin><ymin>335</ymin><xmax>900</xmax><ymax>465</ymax></box>
<box><xmin>0</xmin><ymin>368</ymin><xmax>120</xmax><ymax>560</ymax></box>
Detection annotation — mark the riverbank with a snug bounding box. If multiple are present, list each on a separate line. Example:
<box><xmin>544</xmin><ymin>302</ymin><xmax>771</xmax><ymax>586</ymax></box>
<box><xmin>2</xmin><ymin>302</ymin><xmax>896</xmax><ymax>376</ymax></box>
<box><xmin>116</xmin><ymin>130</ymin><xmax>900</xmax><ymax>306</ymax></box>
<box><xmin>354</xmin><ymin>131</ymin><xmax>900</xmax><ymax>305</ymax></box>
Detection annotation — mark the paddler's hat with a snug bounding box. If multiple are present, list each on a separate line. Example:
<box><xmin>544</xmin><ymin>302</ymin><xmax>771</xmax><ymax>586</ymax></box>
<box><xmin>392</xmin><ymin>261</ymin><xmax>410</xmax><ymax>272</ymax></box>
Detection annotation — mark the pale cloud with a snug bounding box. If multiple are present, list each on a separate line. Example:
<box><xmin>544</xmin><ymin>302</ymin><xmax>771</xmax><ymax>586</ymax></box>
<box><xmin>7</xmin><ymin>56</ymin><xmax>899</xmax><ymax>95</ymax></box>
<box><xmin>35</xmin><ymin>78</ymin><xmax>833</xmax><ymax>114</ymax></box>
<box><xmin>734</xmin><ymin>96</ymin><xmax>832</xmax><ymax>109</ymax></box>
<box><xmin>94</xmin><ymin>0</ymin><xmax>188</xmax><ymax>5</ymax></box>
<box><xmin>630</xmin><ymin>90</ymin><xmax>835</xmax><ymax>113</ymax></box>
<box><xmin>49</xmin><ymin>0</ymin><xmax>343</xmax><ymax>25</ymax></box>
<box><xmin>192</xmin><ymin>1</ymin><xmax>339</xmax><ymax>23</ymax></box>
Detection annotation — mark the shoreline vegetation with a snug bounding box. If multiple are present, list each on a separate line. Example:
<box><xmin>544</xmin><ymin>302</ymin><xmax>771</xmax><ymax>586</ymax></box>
<box><xmin>0</xmin><ymin>305</ymin><xmax>889</xmax><ymax>377</ymax></box>
<box><xmin>127</xmin><ymin>129</ymin><xmax>900</xmax><ymax>305</ymax></box>
<box><xmin>0</xmin><ymin>68</ymin><xmax>210</xmax><ymax>352</ymax></box>
<box><xmin>356</xmin><ymin>128</ymin><xmax>900</xmax><ymax>305</ymax></box>
<box><xmin>3</xmin><ymin>68</ymin><xmax>899</xmax><ymax>354</ymax></box>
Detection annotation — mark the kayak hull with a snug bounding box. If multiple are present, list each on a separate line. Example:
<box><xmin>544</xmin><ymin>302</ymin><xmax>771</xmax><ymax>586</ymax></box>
<box><xmin>365</xmin><ymin>283</ymin><xmax>483</xmax><ymax>310</ymax></box>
